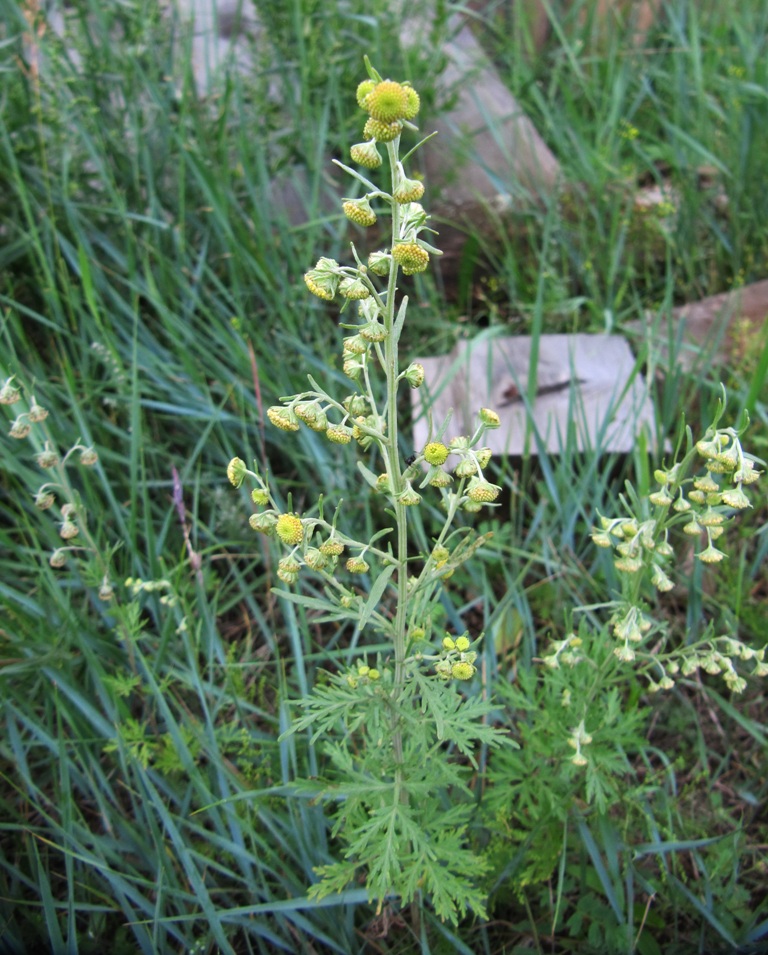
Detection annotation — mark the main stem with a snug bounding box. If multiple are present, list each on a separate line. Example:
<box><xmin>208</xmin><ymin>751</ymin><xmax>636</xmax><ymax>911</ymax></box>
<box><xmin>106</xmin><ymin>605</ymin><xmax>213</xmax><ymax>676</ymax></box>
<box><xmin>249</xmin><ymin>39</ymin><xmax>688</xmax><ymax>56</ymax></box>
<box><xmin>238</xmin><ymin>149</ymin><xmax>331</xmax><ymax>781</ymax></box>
<box><xmin>384</xmin><ymin>140</ymin><xmax>408</xmax><ymax>771</ymax></box>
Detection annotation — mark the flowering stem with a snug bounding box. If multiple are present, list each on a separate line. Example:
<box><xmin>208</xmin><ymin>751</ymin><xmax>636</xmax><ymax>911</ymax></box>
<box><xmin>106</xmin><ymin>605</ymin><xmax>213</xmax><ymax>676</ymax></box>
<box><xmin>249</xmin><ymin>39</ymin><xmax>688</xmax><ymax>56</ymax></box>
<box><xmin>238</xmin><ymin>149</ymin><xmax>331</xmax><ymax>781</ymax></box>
<box><xmin>381</xmin><ymin>141</ymin><xmax>409</xmax><ymax>772</ymax></box>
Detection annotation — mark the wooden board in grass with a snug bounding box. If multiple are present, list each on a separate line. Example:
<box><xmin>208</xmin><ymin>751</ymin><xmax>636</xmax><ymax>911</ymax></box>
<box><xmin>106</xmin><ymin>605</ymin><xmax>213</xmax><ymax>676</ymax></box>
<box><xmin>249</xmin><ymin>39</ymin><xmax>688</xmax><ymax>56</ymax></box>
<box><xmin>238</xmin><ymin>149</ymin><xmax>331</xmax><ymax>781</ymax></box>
<box><xmin>411</xmin><ymin>334</ymin><xmax>656</xmax><ymax>456</ymax></box>
<box><xmin>627</xmin><ymin>280</ymin><xmax>768</xmax><ymax>372</ymax></box>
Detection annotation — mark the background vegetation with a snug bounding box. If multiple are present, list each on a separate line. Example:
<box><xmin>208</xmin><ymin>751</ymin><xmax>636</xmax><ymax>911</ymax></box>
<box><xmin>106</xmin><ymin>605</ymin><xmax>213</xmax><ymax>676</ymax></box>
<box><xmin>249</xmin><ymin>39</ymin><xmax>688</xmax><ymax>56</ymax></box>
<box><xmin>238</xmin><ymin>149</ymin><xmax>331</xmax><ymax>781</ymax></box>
<box><xmin>0</xmin><ymin>0</ymin><xmax>766</xmax><ymax>952</ymax></box>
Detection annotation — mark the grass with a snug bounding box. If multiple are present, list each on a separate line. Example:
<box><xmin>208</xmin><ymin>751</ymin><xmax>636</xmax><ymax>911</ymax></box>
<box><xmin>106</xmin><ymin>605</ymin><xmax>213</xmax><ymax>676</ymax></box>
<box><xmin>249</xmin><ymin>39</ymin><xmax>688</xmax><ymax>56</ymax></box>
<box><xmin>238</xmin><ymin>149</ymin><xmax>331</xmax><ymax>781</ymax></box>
<box><xmin>0</xmin><ymin>0</ymin><xmax>766</xmax><ymax>952</ymax></box>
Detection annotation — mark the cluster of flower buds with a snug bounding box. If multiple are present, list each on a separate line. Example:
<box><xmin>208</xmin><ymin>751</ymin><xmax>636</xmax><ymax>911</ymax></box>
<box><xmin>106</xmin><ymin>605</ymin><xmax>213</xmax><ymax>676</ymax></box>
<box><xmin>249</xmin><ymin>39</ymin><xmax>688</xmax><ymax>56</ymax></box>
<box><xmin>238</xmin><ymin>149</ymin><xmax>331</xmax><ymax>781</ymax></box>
<box><xmin>346</xmin><ymin>661</ymin><xmax>383</xmax><ymax>689</ymax></box>
<box><xmin>541</xmin><ymin>632</ymin><xmax>585</xmax><ymax>670</ymax></box>
<box><xmin>410</xmin><ymin>410</ymin><xmax>502</xmax><ymax>512</ymax></box>
<box><xmin>3</xmin><ymin>376</ymin><xmax>105</xmax><ymax>579</ymax></box>
<box><xmin>125</xmin><ymin>577</ymin><xmax>178</xmax><ymax>606</ymax></box>
<box><xmin>229</xmin><ymin>456</ymin><xmax>374</xmax><ymax>587</ymax></box>
<box><xmin>592</xmin><ymin>420</ymin><xmax>762</xmax><ymax>588</ymax></box>
<box><xmin>567</xmin><ymin>719</ymin><xmax>593</xmax><ymax>767</ymax></box>
<box><xmin>435</xmin><ymin>632</ymin><xmax>478</xmax><ymax>681</ymax></box>
<box><xmin>655</xmin><ymin>636</ymin><xmax>768</xmax><ymax>694</ymax></box>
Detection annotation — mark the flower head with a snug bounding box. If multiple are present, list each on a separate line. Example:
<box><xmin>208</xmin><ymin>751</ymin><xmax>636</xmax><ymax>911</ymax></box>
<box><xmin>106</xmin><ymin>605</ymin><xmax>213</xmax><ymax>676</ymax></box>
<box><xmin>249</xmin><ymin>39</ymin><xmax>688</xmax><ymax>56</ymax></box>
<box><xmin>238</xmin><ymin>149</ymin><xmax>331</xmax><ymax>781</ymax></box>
<box><xmin>424</xmin><ymin>442</ymin><xmax>449</xmax><ymax>466</ymax></box>
<box><xmin>393</xmin><ymin>177</ymin><xmax>425</xmax><ymax>204</ymax></box>
<box><xmin>364</xmin><ymin>80</ymin><xmax>409</xmax><ymax>122</ymax></box>
<box><xmin>363</xmin><ymin>117</ymin><xmax>403</xmax><ymax>143</ymax></box>
<box><xmin>342</xmin><ymin>196</ymin><xmax>377</xmax><ymax>227</ymax></box>
<box><xmin>451</xmin><ymin>661</ymin><xmax>476</xmax><ymax>680</ymax></box>
<box><xmin>392</xmin><ymin>241</ymin><xmax>429</xmax><ymax>273</ymax></box>
<box><xmin>267</xmin><ymin>406</ymin><xmax>300</xmax><ymax>432</ymax></box>
<box><xmin>350</xmin><ymin>140</ymin><xmax>383</xmax><ymax>169</ymax></box>
<box><xmin>304</xmin><ymin>257</ymin><xmax>340</xmax><ymax>301</ymax></box>
<box><xmin>227</xmin><ymin>457</ymin><xmax>247</xmax><ymax>488</ymax></box>
<box><xmin>276</xmin><ymin>514</ymin><xmax>304</xmax><ymax>546</ymax></box>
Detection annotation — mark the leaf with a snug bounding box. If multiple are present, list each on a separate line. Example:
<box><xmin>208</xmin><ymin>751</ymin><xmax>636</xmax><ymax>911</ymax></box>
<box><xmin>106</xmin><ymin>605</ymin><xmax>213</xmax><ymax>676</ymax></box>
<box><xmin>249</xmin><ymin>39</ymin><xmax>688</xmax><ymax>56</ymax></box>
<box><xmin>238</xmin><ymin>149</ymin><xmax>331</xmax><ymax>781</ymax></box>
<box><xmin>359</xmin><ymin>565</ymin><xmax>396</xmax><ymax>632</ymax></box>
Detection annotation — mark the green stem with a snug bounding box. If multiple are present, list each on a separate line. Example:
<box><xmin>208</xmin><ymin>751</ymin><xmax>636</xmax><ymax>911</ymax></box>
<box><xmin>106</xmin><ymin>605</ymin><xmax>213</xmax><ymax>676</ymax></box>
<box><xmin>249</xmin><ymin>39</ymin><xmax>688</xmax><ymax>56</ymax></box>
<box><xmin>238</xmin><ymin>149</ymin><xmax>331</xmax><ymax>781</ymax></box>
<box><xmin>383</xmin><ymin>140</ymin><xmax>407</xmax><ymax>772</ymax></box>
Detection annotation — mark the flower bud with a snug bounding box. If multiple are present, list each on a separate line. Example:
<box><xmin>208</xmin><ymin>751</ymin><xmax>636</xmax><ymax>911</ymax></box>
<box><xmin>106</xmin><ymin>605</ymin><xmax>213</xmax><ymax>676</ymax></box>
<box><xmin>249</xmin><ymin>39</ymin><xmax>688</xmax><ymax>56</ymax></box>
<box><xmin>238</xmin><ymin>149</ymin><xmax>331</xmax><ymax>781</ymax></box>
<box><xmin>0</xmin><ymin>378</ymin><xmax>21</xmax><ymax>404</ymax></box>
<box><xmin>455</xmin><ymin>635</ymin><xmax>471</xmax><ymax>652</ymax></box>
<box><xmin>343</xmin><ymin>335</ymin><xmax>368</xmax><ymax>356</ymax></box>
<box><xmin>651</xmin><ymin>564</ymin><xmax>674</xmax><ymax>592</ymax></box>
<box><xmin>346</xmin><ymin>556</ymin><xmax>370</xmax><ymax>574</ymax></box>
<box><xmin>276</xmin><ymin>514</ymin><xmax>304</xmax><ymax>546</ymax></box>
<box><xmin>428</xmin><ymin>469</ymin><xmax>453</xmax><ymax>488</ymax></box>
<box><xmin>294</xmin><ymin>402</ymin><xmax>328</xmax><ymax>432</ymax></box>
<box><xmin>342</xmin><ymin>196</ymin><xmax>377</xmax><ymax>227</ymax></box>
<box><xmin>367</xmin><ymin>251</ymin><xmax>390</xmax><ymax>276</ymax></box>
<box><xmin>699</xmin><ymin>507</ymin><xmax>725</xmax><ymax>526</ymax></box>
<box><xmin>34</xmin><ymin>490</ymin><xmax>55</xmax><ymax>510</ymax></box>
<box><xmin>363</xmin><ymin>117</ymin><xmax>403</xmax><ymax>143</ymax></box>
<box><xmin>402</xmin><ymin>85</ymin><xmax>420</xmax><ymax>120</ymax></box>
<box><xmin>698</xmin><ymin>542</ymin><xmax>726</xmax><ymax>564</ymax></box>
<box><xmin>479</xmin><ymin>408</ymin><xmax>501</xmax><ymax>429</ymax></box>
<box><xmin>454</xmin><ymin>458</ymin><xmax>477</xmax><ymax>479</ymax></box>
<box><xmin>98</xmin><ymin>579</ymin><xmax>114</xmax><ymax>601</ymax></box>
<box><xmin>277</xmin><ymin>557</ymin><xmax>300</xmax><ymax>585</ymax></box>
<box><xmin>350</xmin><ymin>140</ymin><xmax>383</xmax><ymax>169</ymax></box>
<box><xmin>249</xmin><ymin>511</ymin><xmax>277</xmax><ymax>534</ymax></box>
<box><xmin>393</xmin><ymin>177</ymin><xmax>425</xmax><ymax>204</ymax></box>
<box><xmin>714</xmin><ymin>440</ymin><xmax>740</xmax><ymax>470</ymax></box>
<box><xmin>721</xmin><ymin>486</ymin><xmax>751</xmax><ymax>509</ymax></box>
<box><xmin>36</xmin><ymin>447</ymin><xmax>60</xmax><ymax>469</ymax></box>
<box><xmin>356</xmin><ymin>79</ymin><xmax>376</xmax><ymax>108</ymax></box>
<box><xmin>326</xmin><ymin>424</ymin><xmax>353</xmax><ymax>444</ymax></box>
<box><xmin>430</xmin><ymin>545</ymin><xmax>448</xmax><ymax>566</ymax></box>
<box><xmin>343</xmin><ymin>358</ymin><xmax>364</xmax><ymax>380</ymax></box>
<box><xmin>50</xmin><ymin>548</ymin><xmax>67</xmax><ymax>568</ymax></box>
<box><xmin>60</xmin><ymin>520</ymin><xmax>79</xmax><ymax>540</ymax></box>
<box><xmin>339</xmin><ymin>277</ymin><xmax>370</xmax><ymax>301</ymax></box>
<box><xmin>27</xmin><ymin>399</ymin><xmax>49</xmax><ymax>423</ymax></box>
<box><xmin>251</xmin><ymin>488</ymin><xmax>269</xmax><ymax>506</ymax></box>
<box><xmin>734</xmin><ymin>460</ymin><xmax>760</xmax><ymax>484</ymax></box>
<box><xmin>358</xmin><ymin>320</ymin><xmax>387</xmax><ymax>342</ymax></box>
<box><xmin>694</xmin><ymin>473</ymin><xmax>720</xmax><ymax>493</ymax></box>
<box><xmin>319</xmin><ymin>538</ymin><xmax>344</xmax><ymax>557</ymax></box>
<box><xmin>435</xmin><ymin>660</ymin><xmax>452</xmax><ymax>680</ymax></box>
<box><xmin>304</xmin><ymin>547</ymin><xmax>327</xmax><ymax>571</ymax></box>
<box><xmin>397</xmin><ymin>484</ymin><xmax>421</xmax><ymax>506</ymax></box>
<box><xmin>403</xmin><ymin>362</ymin><xmax>425</xmax><ymax>388</ymax></box>
<box><xmin>391</xmin><ymin>241</ymin><xmax>429</xmax><ymax>273</ymax></box>
<box><xmin>649</xmin><ymin>487</ymin><xmax>673</xmax><ymax>507</ymax></box>
<box><xmin>9</xmin><ymin>418</ymin><xmax>31</xmax><ymax>439</ymax></box>
<box><xmin>614</xmin><ymin>556</ymin><xmax>643</xmax><ymax>573</ymax></box>
<box><xmin>466</xmin><ymin>478</ymin><xmax>501</xmax><ymax>503</ymax></box>
<box><xmin>227</xmin><ymin>457</ymin><xmax>247</xmax><ymax>488</ymax></box>
<box><xmin>79</xmin><ymin>448</ymin><xmax>98</xmax><ymax>466</ymax></box>
<box><xmin>442</xmin><ymin>636</ymin><xmax>456</xmax><ymax>651</ymax></box>
<box><xmin>343</xmin><ymin>394</ymin><xmax>368</xmax><ymax>416</ymax></box>
<box><xmin>267</xmin><ymin>406</ymin><xmax>300</xmax><ymax>432</ymax></box>
<box><xmin>304</xmin><ymin>257</ymin><xmax>340</xmax><ymax>300</ymax></box>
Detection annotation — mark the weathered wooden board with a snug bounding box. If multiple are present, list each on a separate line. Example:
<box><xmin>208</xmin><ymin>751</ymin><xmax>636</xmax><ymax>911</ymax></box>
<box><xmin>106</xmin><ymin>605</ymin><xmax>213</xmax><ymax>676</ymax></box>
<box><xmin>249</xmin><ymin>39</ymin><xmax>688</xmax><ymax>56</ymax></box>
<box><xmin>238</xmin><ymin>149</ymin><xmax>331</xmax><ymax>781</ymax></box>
<box><xmin>411</xmin><ymin>334</ymin><xmax>656</xmax><ymax>455</ymax></box>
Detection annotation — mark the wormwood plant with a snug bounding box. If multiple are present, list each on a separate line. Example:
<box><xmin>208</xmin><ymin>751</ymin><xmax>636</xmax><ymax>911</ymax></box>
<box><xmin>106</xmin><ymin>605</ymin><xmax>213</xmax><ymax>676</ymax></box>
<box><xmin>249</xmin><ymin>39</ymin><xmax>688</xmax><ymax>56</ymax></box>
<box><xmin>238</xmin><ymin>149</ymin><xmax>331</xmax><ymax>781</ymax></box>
<box><xmin>228</xmin><ymin>61</ymin><xmax>509</xmax><ymax>923</ymax></box>
<box><xmin>0</xmin><ymin>371</ymin><xmax>115</xmax><ymax>595</ymax></box>
<box><xmin>485</xmin><ymin>394</ymin><xmax>766</xmax><ymax>916</ymax></box>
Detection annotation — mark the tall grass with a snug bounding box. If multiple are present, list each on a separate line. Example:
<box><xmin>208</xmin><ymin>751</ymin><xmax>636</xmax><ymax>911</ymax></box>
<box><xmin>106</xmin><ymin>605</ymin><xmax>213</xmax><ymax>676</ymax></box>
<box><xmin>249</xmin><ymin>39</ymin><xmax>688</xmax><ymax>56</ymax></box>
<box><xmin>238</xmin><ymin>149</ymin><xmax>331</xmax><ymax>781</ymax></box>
<box><xmin>0</xmin><ymin>0</ymin><xmax>766</xmax><ymax>952</ymax></box>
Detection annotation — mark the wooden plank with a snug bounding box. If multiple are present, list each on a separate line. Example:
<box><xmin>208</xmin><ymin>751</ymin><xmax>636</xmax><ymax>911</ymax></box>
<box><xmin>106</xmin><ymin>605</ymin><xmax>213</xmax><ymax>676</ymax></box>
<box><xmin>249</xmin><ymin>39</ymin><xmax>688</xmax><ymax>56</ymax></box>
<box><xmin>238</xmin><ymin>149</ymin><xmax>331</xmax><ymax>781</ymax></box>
<box><xmin>411</xmin><ymin>334</ymin><xmax>656</xmax><ymax>455</ymax></box>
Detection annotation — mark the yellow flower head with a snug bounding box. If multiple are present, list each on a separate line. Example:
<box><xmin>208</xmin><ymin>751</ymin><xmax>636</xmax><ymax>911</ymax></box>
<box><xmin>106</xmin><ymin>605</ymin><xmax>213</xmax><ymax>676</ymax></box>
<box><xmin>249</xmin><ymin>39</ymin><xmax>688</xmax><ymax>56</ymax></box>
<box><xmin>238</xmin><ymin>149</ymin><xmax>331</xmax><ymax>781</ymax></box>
<box><xmin>365</xmin><ymin>80</ymin><xmax>409</xmax><ymax>122</ymax></box>
<box><xmin>363</xmin><ymin>117</ymin><xmax>403</xmax><ymax>143</ymax></box>
<box><xmin>424</xmin><ymin>442</ymin><xmax>449</xmax><ymax>466</ymax></box>
<box><xmin>391</xmin><ymin>242</ymin><xmax>429</xmax><ymax>273</ymax></box>
<box><xmin>276</xmin><ymin>514</ymin><xmax>304</xmax><ymax>546</ymax></box>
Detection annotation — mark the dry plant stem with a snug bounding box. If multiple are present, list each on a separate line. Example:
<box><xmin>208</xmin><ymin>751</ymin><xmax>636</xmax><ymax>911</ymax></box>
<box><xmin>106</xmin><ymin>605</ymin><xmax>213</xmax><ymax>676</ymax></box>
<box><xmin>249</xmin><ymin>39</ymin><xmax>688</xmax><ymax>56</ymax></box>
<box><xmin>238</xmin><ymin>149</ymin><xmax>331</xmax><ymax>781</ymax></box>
<box><xmin>384</xmin><ymin>140</ymin><xmax>407</xmax><ymax>776</ymax></box>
